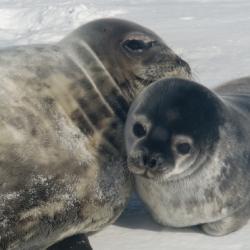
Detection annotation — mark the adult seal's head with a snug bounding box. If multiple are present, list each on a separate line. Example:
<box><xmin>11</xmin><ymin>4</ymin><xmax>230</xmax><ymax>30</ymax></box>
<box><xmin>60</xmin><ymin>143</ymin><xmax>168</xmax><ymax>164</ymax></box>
<box><xmin>125</xmin><ymin>77</ymin><xmax>250</xmax><ymax>236</ymax></box>
<box><xmin>61</xmin><ymin>18</ymin><xmax>191</xmax><ymax>102</ymax></box>
<box><xmin>125</xmin><ymin>78</ymin><xmax>224</xmax><ymax>181</ymax></box>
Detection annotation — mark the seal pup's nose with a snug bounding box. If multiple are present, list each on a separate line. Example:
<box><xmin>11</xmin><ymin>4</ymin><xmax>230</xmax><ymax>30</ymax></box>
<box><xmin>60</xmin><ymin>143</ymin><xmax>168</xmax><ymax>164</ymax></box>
<box><xmin>140</xmin><ymin>151</ymin><xmax>162</xmax><ymax>169</ymax></box>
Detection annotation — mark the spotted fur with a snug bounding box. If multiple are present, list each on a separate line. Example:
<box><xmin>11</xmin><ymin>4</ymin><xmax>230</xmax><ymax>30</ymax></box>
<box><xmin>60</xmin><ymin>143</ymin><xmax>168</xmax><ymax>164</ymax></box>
<box><xmin>0</xmin><ymin>18</ymin><xmax>191</xmax><ymax>249</ymax></box>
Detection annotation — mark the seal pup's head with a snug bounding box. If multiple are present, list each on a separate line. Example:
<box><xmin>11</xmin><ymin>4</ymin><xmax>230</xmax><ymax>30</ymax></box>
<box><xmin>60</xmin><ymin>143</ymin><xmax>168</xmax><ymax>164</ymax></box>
<box><xmin>125</xmin><ymin>78</ymin><xmax>225</xmax><ymax>182</ymax></box>
<box><xmin>62</xmin><ymin>18</ymin><xmax>191</xmax><ymax>101</ymax></box>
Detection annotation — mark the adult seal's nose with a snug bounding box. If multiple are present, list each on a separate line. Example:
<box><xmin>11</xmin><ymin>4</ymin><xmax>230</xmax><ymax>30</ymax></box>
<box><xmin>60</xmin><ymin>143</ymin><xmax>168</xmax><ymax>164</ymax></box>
<box><xmin>176</xmin><ymin>57</ymin><xmax>191</xmax><ymax>75</ymax></box>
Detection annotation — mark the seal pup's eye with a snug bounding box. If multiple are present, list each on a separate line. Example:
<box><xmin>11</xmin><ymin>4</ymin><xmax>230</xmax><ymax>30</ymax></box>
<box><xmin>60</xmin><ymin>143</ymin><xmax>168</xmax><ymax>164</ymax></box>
<box><xmin>123</xmin><ymin>39</ymin><xmax>154</xmax><ymax>53</ymax></box>
<box><xmin>133</xmin><ymin>122</ymin><xmax>147</xmax><ymax>138</ymax></box>
<box><xmin>176</xmin><ymin>143</ymin><xmax>191</xmax><ymax>155</ymax></box>
<box><xmin>172</xmin><ymin>135</ymin><xmax>193</xmax><ymax>156</ymax></box>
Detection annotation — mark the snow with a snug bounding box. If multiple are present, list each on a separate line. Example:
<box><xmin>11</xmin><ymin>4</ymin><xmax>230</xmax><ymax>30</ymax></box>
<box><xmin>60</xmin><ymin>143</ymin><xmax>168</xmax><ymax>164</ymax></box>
<box><xmin>0</xmin><ymin>0</ymin><xmax>250</xmax><ymax>249</ymax></box>
<box><xmin>0</xmin><ymin>0</ymin><xmax>125</xmax><ymax>46</ymax></box>
<box><xmin>92</xmin><ymin>195</ymin><xmax>250</xmax><ymax>250</ymax></box>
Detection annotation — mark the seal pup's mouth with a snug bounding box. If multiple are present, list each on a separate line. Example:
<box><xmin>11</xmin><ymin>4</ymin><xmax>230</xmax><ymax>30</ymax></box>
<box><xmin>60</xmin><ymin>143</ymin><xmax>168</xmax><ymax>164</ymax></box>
<box><xmin>127</xmin><ymin>148</ymin><xmax>209</xmax><ymax>183</ymax></box>
<box><xmin>127</xmin><ymin>158</ymin><xmax>175</xmax><ymax>182</ymax></box>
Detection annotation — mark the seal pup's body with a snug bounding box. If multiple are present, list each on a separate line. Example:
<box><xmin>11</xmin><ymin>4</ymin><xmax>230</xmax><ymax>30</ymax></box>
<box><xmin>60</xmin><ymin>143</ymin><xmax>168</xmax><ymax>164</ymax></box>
<box><xmin>0</xmin><ymin>19</ymin><xmax>191</xmax><ymax>249</ymax></box>
<box><xmin>125</xmin><ymin>77</ymin><xmax>250</xmax><ymax>236</ymax></box>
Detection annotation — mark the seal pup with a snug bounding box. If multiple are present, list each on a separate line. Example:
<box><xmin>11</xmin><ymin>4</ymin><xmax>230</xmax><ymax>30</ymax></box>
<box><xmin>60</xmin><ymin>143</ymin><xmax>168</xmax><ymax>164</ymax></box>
<box><xmin>125</xmin><ymin>77</ymin><xmax>250</xmax><ymax>236</ymax></box>
<box><xmin>0</xmin><ymin>18</ymin><xmax>191</xmax><ymax>249</ymax></box>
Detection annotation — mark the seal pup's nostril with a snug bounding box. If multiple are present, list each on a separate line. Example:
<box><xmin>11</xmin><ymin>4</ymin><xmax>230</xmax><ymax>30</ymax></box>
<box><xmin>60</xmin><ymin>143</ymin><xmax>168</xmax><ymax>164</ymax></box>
<box><xmin>142</xmin><ymin>154</ymin><xmax>148</xmax><ymax>166</ymax></box>
<box><xmin>149</xmin><ymin>158</ymin><xmax>157</xmax><ymax>169</ymax></box>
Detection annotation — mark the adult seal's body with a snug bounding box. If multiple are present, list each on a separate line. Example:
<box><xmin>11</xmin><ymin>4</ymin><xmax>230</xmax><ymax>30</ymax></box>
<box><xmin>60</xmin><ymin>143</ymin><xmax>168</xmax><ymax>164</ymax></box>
<box><xmin>0</xmin><ymin>18</ymin><xmax>191</xmax><ymax>249</ymax></box>
<box><xmin>125</xmin><ymin>77</ymin><xmax>250</xmax><ymax>236</ymax></box>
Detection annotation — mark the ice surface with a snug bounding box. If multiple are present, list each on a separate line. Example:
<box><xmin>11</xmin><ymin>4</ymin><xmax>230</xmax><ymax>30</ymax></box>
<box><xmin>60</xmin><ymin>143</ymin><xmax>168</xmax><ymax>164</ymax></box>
<box><xmin>0</xmin><ymin>0</ymin><xmax>250</xmax><ymax>249</ymax></box>
<box><xmin>0</xmin><ymin>0</ymin><xmax>125</xmax><ymax>46</ymax></box>
<box><xmin>91</xmin><ymin>195</ymin><xmax>250</xmax><ymax>250</ymax></box>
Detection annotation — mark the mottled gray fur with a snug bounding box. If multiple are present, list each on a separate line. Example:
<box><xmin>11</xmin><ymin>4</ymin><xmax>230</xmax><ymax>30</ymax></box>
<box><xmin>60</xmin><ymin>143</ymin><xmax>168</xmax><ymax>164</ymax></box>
<box><xmin>125</xmin><ymin>77</ymin><xmax>250</xmax><ymax>236</ymax></box>
<box><xmin>0</xmin><ymin>18</ymin><xmax>191</xmax><ymax>249</ymax></box>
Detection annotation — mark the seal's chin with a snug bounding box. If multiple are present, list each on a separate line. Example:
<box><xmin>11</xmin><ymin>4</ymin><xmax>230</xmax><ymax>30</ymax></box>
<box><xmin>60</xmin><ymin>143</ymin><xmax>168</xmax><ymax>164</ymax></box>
<box><xmin>127</xmin><ymin>163</ymin><xmax>175</xmax><ymax>182</ymax></box>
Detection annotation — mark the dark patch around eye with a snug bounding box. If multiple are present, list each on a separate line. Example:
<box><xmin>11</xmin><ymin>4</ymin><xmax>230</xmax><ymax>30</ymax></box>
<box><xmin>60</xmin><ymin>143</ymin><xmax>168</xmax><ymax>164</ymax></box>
<box><xmin>133</xmin><ymin>122</ymin><xmax>146</xmax><ymax>138</ymax></box>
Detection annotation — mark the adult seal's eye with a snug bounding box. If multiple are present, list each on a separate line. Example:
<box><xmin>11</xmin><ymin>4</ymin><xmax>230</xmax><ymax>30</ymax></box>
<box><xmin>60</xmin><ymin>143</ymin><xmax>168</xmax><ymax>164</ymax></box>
<box><xmin>133</xmin><ymin>122</ymin><xmax>146</xmax><ymax>138</ymax></box>
<box><xmin>122</xmin><ymin>39</ymin><xmax>154</xmax><ymax>53</ymax></box>
<box><xmin>176</xmin><ymin>143</ymin><xmax>191</xmax><ymax>155</ymax></box>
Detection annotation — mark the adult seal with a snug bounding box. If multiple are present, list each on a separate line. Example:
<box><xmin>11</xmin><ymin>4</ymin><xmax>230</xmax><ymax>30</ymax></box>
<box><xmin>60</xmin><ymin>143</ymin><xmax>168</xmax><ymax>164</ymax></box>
<box><xmin>125</xmin><ymin>77</ymin><xmax>250</xmax><ymax>236</ymax></box>
<box><xmin>0</xmin><ymin>18</ymin><xmax>191</xmax><ymax>249</ymax></box>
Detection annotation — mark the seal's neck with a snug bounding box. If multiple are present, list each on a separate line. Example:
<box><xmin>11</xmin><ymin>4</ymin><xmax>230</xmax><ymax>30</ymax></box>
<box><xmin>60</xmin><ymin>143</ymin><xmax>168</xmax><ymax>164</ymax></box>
<box><xmin>53</xmin><ymin>39</ymin><xmax>134</xmax><ymax>136</ymax></box>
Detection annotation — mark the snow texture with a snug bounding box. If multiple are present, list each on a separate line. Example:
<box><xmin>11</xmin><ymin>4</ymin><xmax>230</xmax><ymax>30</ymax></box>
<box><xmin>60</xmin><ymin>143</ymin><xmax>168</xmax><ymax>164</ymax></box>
<box><xmin>0</xmin><ymin>0</ymin><xmax>250</xmax><ymax>249</ymax></box>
